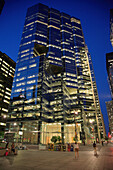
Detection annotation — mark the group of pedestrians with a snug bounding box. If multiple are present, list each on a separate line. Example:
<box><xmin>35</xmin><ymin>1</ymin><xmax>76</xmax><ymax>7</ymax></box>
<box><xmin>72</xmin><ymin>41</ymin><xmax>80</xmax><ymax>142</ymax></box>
<box><xmin>4</xmin><ymin>140</ymin><xmax>99</xmax><ymax>158</ymax></box>
<box><xmin>73</xmin><ymin>140</ymin><xmax>99</xmax><ymax>159</ymax></box>
<box><xmin>5</xmin><ymin>142</ymin><xmax>17</xmax><ymax>156</ymax></box>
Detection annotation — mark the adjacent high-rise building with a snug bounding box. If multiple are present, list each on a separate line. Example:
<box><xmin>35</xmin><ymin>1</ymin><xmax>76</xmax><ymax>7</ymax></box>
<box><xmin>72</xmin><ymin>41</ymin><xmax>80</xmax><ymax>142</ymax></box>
<box><xmin>87</xmin><ymin>49</ymin><xmax>106</xmax><ymax>138</ymax></box>
<box><xmin>105</xmin><ymin>9</ymin><xmax>113</xmax><ymax>139</ymax></box>
<box><xmin>106</xmin><ymin>101</ymin><xmax>113</xmax><ymax>137</ymax></box>
<box><xmin>106</xmin><ymin>52</ymin><xmax>113</xmax><ymax>138</ymax></box>
<box><xmin>106</xmin><ymin>52</ymin><xmax>113</xmax><ymax>99</ymax></box>
<box><xmin>6</xmin><ymin>3</ymin><xmax>105</xmax><ymax>144</ymax></box>
<box><xmin>110</xmin><ymin>9</ymin><xmax>113</xmax><ymax>47</ymax></box>
<box><xmin>0</xmin><ymin>51</ymin><xmax>16</xmax><ymax>135</ymax></box>
<box><xmin>0</xmin><ymin>0</ymin><xmax>5</xmax><ymax>15</ymax></box>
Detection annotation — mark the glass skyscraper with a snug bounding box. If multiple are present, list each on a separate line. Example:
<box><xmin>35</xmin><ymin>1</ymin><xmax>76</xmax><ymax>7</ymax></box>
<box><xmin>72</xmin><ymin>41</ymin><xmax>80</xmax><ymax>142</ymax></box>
<box><xmin>106</xmin><ymin>101</ymin><xmax>113</xmax><ymax>137</ymax></box>
<box><xmin>106</xmin><ymin>52</ymin><xmax>113</xmax><ymax>99</ymax></box>
<box><xmin>6</xmin><ymin>3</ymin><xmax>105</xmax><ymax>144</ymax></box>
<box><xmin>106</xmin><ymin>52</ymin><xmax>113</xmax><ymax>138</ymax></box>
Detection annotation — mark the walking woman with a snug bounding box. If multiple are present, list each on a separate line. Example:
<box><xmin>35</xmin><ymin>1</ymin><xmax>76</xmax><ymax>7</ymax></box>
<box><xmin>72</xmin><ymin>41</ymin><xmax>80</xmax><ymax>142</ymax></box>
<box><xmin>74</xmin><ymin>142</ymin><xmax>79</xmax><ymax>158</ymax></box>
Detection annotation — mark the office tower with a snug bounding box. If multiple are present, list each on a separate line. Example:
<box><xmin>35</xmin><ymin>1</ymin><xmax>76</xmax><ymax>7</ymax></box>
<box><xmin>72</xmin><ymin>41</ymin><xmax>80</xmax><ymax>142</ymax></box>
<box><xmin>110</xmin><ymin>9</ymin><xmax>113</xmax><ymax>47</ymax></box>
<box><xmin>6</xmin><ymin>3</ymin><xmax>104</xmax><ymax>144</ymax></box>
<box><xmin>0</xmin><ymin>0</ymin><xmax>5</xmax><ymax>14</ymax></box>
<box><xmin>0</xmin><ymin>51</ymin><xmax>16</xmax><ymax>136</ymax></box>
<box><xmin>106</xmin><ymin>101</ymin><xmax>113</xmax><ymax>137</ymax></box>
<box><xmin>106</xmin><ymin>52</ymin><xmax>113</xmax><ymax>138</ymax></box>
<box><xmin>106</xmin><ymin>52</ymin><xmax>113</xmax><ymax>99</ymax></box>
<box><xmin>105</xmin><ymin>9</ymin><xmax>113</xmax><ymax>139</ymax></box>
<box><xmin>87</xmin><ymin>48</ymin><xmax>106</xmax><ymax>138</ymax></box>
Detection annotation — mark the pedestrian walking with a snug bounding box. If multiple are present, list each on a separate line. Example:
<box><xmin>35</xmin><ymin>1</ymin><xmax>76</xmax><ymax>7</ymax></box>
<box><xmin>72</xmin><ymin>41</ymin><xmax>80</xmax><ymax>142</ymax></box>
<box><xmin>5</xmin><ymin>142</ymin><xmax>9</xmax><ymax>156</ymax></box>
<box><xmin>93</xmin><ymin>141</ymin><xmax>97</xmax><ymax>156</ymax></box>
<box><xmin>74</xmin><ymin>142</ymin><xmax>79</xmax><ymax>159</ymax></box>
<box><xmin>101</xmin><ymin>140</ymin><xmax>104</xmax><ymax>146</ymax></box>
<box><xmin>11</xmin><ymin>142</ymin><xmax>17</xmax><ymax>155</ymax></box>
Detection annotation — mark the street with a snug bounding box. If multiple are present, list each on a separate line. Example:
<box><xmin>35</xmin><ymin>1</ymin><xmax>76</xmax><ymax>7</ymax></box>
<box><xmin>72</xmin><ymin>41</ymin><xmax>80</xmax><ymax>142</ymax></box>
<box><xmin>0</xmin><ymin>144</ymin><xmax>113</xmax><ymax>170</ymax></box>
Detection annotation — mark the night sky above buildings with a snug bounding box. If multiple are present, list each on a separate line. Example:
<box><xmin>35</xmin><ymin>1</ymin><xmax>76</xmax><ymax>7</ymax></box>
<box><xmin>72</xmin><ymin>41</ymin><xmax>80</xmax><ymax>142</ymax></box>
<box><xmin>0</xmin><ymin>0</ymin><xmax>113</xmax><ymax>134</ymax></box>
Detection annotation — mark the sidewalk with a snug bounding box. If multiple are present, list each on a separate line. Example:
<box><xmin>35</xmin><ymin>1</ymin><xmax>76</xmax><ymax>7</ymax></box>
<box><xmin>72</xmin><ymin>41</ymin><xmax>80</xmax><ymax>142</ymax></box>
<box><xmin>25</xmin><ymin>143</ymin><xmax>102</xmax><ymax>151</ymax></box>
<box><xmin>0</xmin><ymin>144</ymin><xmax>113</xmax><ymax>170</ymax></box>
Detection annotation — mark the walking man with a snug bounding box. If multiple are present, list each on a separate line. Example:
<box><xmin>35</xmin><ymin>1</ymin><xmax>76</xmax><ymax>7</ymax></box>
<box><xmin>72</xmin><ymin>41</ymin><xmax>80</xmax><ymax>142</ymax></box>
<box><xmin>93</xmin><ymin>141</ymin><xmax>97</xmax><ymax>156</ymax></box>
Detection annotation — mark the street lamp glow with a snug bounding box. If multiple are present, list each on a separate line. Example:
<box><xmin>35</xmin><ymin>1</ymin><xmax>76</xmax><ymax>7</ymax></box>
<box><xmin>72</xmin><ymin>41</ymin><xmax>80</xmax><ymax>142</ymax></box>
<box><xmin>89</xmin><ymin>119</ymin><xmax>94</xmax><ymax>123</ymax></box>
<box><xmin>74</xmin><ymin>111</ymin><xmax>78</xmax><ymax>115</ymax></box>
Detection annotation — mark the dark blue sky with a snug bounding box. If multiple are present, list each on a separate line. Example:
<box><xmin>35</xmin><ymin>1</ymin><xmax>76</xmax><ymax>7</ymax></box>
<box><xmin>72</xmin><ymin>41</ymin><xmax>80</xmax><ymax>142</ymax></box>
<box><xmin>0</xmin><ymin>0</ymin><xmax>113</xmax><ymax>134</ymax></box>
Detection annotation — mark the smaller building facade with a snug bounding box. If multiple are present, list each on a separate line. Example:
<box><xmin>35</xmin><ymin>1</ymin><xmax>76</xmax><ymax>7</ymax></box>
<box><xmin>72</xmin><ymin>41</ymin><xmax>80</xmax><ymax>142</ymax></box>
<box><xmin>0</xmin><ymin>51</ymin><xmax>16</xmax><ymax>135</ymax></box>
<box><xmin>106</xmin><ymin>101</ymin><xmax>113</xmax><ymax>137</ymax></box>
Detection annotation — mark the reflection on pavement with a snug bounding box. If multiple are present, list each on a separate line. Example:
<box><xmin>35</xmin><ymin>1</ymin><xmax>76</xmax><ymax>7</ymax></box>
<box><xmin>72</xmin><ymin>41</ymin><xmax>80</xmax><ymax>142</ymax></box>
<box><xmin>5</xmin><ymin>155</ymin><xmax>15</xmax><ymax>165</ymax></box>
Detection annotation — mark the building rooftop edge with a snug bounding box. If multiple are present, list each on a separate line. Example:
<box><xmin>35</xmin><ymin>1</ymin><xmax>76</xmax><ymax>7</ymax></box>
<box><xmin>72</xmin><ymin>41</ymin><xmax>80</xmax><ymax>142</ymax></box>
<box><xmin>27</xmin><ymin>3</ymin><xmax>80</xmax><ymax>21</ymax></box>
<box><xmin>0</xmin><ymin>51</ymin><xmax>16</xmax><ymax>65</ymax></box>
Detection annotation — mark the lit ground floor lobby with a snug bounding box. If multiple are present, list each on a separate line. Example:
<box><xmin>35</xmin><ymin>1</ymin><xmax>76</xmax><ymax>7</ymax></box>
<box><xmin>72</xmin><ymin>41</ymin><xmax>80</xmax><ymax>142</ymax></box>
<box><xmin>6</xmin><ymin>121</ymin><xmax>97</xmax><ymax>144</ymax></box>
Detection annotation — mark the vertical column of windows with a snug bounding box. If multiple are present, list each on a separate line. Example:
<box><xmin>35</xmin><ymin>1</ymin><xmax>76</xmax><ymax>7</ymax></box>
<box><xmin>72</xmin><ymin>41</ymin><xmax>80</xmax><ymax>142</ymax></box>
<box><xmin>61</xmin><ymin>13</ymin><xmax>77</xmax><ymax>88</ymax></box>
<box><xmin>72</xmin><ymin>18</ymin><xmax>97</xmax><ymax>127</ymax></box>
<box><xmin>47</xmin><ymin>8</ymin><xmax>62</xmax><ymax>67</ymax></box>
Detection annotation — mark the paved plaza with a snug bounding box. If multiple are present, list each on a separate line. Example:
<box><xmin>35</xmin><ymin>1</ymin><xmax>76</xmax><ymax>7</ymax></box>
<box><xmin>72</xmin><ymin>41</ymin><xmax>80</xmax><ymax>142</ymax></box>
<box><xmin>0</xmin><ymin>144</ymin><xmax>113</xmax><ymax>170</ymax></box>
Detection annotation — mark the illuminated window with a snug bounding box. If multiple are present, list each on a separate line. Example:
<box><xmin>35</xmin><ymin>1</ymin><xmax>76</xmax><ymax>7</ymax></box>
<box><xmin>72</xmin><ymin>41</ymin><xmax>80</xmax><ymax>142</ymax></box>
<box><xmin>3</xmin><ymin>61</ymin><xmax>10</xmax><ymax>67</ymax></box>
<box><xmin>18</xmin><ymin>67</ymin><xmax>27</xmax><ymax>71</ymax></box>
<box><xmin>5</xmin><ymin>91</ymin><xmax>11</xmax><ymax>96</ymax></box>
<box><xmin>2</xmin><ymin>108</ymin><xmax>8</xmax><ymax>112</ymax></box>
<box><xmin>1</xmin><ymin>67</ymin><xmax>8</xmax><ymax>73</ymax></box>
<box><xmin>29</xmin><ymin>64</ymin><xmax>36</xmax><ymax>68</ymax></box>
<box><xmin>17</xmin><ymin>73</ymin><xmax>20</xmax><ymax>76</ymax></box>
<box><xmin>21</xmin><ymin>53</ymin><xmax>29</xmax><ymax>58</ymax></box>
<box><xmin>16</xmin><ymin>82</ymin><xmax>25</xmax><ymax>87</ymax></box>
<box><xmin>25</xmin><ymin>35</ymin><xmax>32</xmax><ymax>38</ymax></box>
<box><xmin>27</xmin><ymin>86</ymin><xmax>34</xmax><ymax>90</ymax></box>
<box><xmin>15</xmin><ymin>88</ymin><xmax>22</xmax><ymax>92</ymax></box>
<box><xmin>21</xmin><ymin>49</ymin><xmax>29</xmax><ymax>53</ymax></box>
<box><xmin>28</xmin><ymin>75</ymin><xmax>35</xmax><ymax>79</ymax></box>
<box><xmin>27</xmin><ymin>80</ymin><xmax>36</xmax><ymax>84</ymax></box>
<box><xmin>4</xmin><ymin>95</ymin><xmax>10</xmax><ymax>100</ymax></box>
<box><xmin>3</xmin><ymin>99</ymin><xmax>9</xmax><ymax>104</ymax></box>
<box><xmin>0</xmin><ymin>93</ymin><xmax>3</xmax><ymax>96</ymax></box>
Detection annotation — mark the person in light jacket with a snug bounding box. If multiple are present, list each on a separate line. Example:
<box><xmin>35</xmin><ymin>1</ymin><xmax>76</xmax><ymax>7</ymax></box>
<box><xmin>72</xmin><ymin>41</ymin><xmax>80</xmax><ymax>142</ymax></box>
<box><xmin>74</xmin><ymin>142</ymin><xmax>79</xmax><ymax>158</ymax></box>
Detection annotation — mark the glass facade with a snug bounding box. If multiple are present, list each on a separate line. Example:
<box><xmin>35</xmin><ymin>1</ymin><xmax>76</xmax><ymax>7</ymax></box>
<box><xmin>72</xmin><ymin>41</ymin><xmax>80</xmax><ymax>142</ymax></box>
<box><xmin>106</xmin><ymin>101</ymin><xmax>113</xmax><ymax>137</ymax></box>
<box><xmin>6</xmin><ymin>3</ymin><xmax>105</xmax><ymax>144</ymax></box>
<box><xmin>106</xmin><ymin>52</ymin><xmax>113</xmax><ymax>138</ymax></box>
<box><xmin>87</xmin><ymin>48</ymin><xmax>105</xmax><ymax>138</ymax></box>
<box><xmin>106</xmin><ymin>52</ymin><xmax>113</xmax><ymax>99</ymax></box>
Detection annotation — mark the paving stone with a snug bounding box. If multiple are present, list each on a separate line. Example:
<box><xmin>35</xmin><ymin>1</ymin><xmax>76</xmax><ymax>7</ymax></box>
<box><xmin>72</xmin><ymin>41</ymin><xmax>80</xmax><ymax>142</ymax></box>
<box><xmin>0</xmin><ymin>144</ymin><xmax>113</xmax><ymax>170</ymax></box>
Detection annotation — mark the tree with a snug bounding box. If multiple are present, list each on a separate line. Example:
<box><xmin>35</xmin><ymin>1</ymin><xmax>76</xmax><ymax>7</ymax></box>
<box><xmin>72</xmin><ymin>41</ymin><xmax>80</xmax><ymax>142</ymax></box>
<box><xmin>0</xmin><ymin>131</ymin><xmax>4</xmax><ymax>139</ymax></box>
<box><xmin>73</xmin><ymin>137</ymin><xmax>77</xmax><ymax>142</ymax></box>
<box><xmin>57</xmin><ymin>136</ymin><xmax>61</xmax><ymax>143</ymax></box>
<box><xmin>51</xmin><ymin>136</ymin><xmax>57</xmax><ymax>144</ymax></box>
